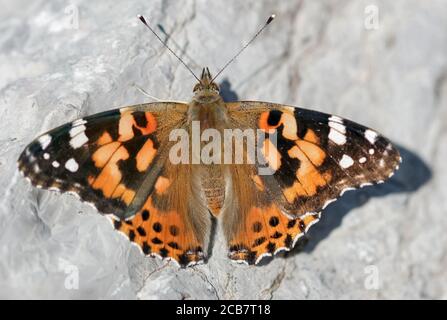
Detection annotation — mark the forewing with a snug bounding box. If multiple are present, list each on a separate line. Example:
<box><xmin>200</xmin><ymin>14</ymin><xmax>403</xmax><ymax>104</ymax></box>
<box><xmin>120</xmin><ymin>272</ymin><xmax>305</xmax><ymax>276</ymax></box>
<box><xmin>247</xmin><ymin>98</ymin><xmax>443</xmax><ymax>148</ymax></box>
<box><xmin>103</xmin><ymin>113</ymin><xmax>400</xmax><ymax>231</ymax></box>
<box><xmin>18</xmin><ymin>102</ymin><xmax>187</xmax><ymax>219</ymax></box>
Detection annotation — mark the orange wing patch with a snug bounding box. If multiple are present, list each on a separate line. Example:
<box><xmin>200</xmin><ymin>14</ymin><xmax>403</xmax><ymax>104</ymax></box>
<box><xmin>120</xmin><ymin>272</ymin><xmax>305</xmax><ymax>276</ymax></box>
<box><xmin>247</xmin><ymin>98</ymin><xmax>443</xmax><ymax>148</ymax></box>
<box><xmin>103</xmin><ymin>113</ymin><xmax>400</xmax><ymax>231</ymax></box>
<box><xmin>87</xmin><ymin>111</ymin><xmax>159</xmax><ymax>205</ymax></box>
<box><xmin>91</xmin><ymin>145</ymin><xmax>131</xmax><ymax>198</ymax></box>
<box><xmin>288</xmin><ymin>146</ymin><xmax>330</xmax><ymax>194</ymax></box>
<box><xmin>97</xmin><ymin>131</ymin><xmax>113</xmax><ymax>146</ymax></box>
<box><xmin>118</xmin><ymin>111</ymin><xmax>157</xmax><ymax>142</ymax></box>
<box><xmin>136</xmin><ymin>139</ymin><xmax>157</xmax><ymax>172</ymax></box>
<box><xmin>112</xmin><ymin>196</ymin><xmax>204</xmax><ymax>267</ymax></box>
<box><xmin>92</xmin><ymin>142</ymin><xmax>121</xmax><ymax>168</ymax></box>
<box><xmin>295</xmin><ymin>140</ymin><xmax>326</xmax><ymax>166</ymax></box>
<box><xmin>261</xmin><ymin>138</ymin><xmax>282</xmax><ymax>171</ymax></box>
<box><xmin>259</xmin><ymin>110</ymin><xmax>298</xmax><ymax>140</ymax></box>
<box><xmin>228</xmin><ymin>204</ymin><xmax>320</xmax><ymax>265</ymax></box>
<box><xmin>282</xmin><ymin>143</ymin><xmax>332</xmax><ymax>203</ymax></box>
<box><xmin>154</xmin><ymin>176</ymin><xmax>171</xmax><ymax>195</ymax></box>
<box><xmin>303</xmin><ymin>129</ymin><xmax>319</xmax><ymax>144</ymax></box>
<box><xmin>111</xmin><ymin>184</ymin><xmax>135</xmax><ymax>205</ymax></box>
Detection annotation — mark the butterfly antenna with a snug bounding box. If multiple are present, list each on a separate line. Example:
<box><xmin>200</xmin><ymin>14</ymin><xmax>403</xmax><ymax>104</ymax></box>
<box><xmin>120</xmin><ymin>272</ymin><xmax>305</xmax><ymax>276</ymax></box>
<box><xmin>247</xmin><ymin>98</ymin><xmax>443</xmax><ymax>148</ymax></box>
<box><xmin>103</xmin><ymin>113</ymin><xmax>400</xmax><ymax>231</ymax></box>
<box><xmin>157</xmin><ymin>24</ymin><xmax>201</xmax><ymax>69</ymax></box>
<box><xmin>137</xmin><ymin>15</ymin><xmax>200</xmax><ymax>82</ymax></box>
<box><xmin>211</xmin><ymin>14</ymin><xmax>276</xmax><ymax>82</ymax></box>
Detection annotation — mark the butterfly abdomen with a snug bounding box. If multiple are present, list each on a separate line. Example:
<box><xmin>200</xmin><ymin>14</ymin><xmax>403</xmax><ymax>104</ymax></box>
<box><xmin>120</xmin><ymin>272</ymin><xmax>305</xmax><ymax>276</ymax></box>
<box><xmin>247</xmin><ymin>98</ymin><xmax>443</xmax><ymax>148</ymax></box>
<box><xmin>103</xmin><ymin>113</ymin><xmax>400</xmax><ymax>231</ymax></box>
<box><xmin>199</xmin><ymin>166</ymin><xmax>226</xmax><ymax>216</ymax></box>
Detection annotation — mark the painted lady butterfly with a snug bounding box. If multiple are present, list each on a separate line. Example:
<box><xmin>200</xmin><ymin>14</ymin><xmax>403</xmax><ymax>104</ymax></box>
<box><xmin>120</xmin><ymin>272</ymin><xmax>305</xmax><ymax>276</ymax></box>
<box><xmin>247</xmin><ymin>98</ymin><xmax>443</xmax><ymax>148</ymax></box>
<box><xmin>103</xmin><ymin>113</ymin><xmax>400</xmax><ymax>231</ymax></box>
<box><xmin>17</xmin><ymin>15</ymin><xmax>401</xmax><ymax>267</ymax></box>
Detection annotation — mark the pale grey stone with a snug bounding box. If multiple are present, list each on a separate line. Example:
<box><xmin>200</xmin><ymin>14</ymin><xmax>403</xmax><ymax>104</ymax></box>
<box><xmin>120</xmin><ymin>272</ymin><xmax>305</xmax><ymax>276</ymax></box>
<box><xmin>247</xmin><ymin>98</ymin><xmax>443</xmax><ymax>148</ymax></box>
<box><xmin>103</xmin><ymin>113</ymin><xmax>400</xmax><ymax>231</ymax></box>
<box><xmin>0</xmin><ymin>0</ymin><xmax>445</xmax><ymax>299</ymax></box>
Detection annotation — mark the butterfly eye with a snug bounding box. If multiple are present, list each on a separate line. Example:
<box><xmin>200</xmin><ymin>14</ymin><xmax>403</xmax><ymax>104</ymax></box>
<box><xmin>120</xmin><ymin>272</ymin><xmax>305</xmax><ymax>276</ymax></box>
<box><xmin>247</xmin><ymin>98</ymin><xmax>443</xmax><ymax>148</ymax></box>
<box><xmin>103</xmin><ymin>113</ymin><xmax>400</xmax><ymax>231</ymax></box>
<box><xmin>193</xmin><ymin>83</ymin><xmax>202</xmax><ymax>92</ymax></box>
<box><xmin>211</xmin><ymin>83</ymin><xmax>219</xmax><ymax>92</ymax></box>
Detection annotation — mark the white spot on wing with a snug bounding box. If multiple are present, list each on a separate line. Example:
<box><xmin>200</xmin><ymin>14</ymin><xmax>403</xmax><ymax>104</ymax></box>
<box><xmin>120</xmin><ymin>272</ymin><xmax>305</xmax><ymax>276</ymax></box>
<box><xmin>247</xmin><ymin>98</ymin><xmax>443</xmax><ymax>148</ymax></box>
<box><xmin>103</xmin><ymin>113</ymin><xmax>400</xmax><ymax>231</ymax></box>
<box><xmin>291</xmin><ymin>233</ymin><xmax>305</xmax><ymax>249</ymax></box>
<box><xmin>339</xmin><ymin>154</ymin><xmax>354</xmax><ymax>168</ymax></box>
<box><xmin>38</xmin><ymin>134</ymin><xmax>52</xmax><ymax>150</ymax></box>
<box><xmin>72</xmin><ymin>119</ymin><xmax>87</xmax><ymax>127</ymax></box>
<box><xmin>69</xmin><ymin>124</ymin><xmax>89</xmax><ymax>149</ymax></box>
<box><xmin>323</xmin><ymin>198</ymin><xmax>337</xmax><ymax>209</ymax></box>
<box><xmin>340</xmin><ymin>187</ymin><xmax>355</xmax><ymax>196</ymax></box>
<box><xmin>274</xmin><ymin>247</ymin><xmax>290</xmax><ymax>255</ymax></box>
<box><xmin>302</xmin><ymin>211</ymin><xmax>318</xmax><ymax>218</ymax></box>
<box><xmin>70</xmin><ymin>133</ymin><xmax>89</xmax><ymax>149</ymax></box>
<box><xmin>369</xmin><ymin>148</ymin><xmax>375</xmax><ymax>155</ymax></box>
<box><xmin>255</xmin><ymin>253</ymin><xmax>272</xmax><ymax>265</ymax></box>
<box><xmin>304</xmin><ymin>217</ymin><xmax>320</xmax><ymax>232</ymax></box>
<box><xmin>43</xmin><ymin>153</ymin><xmax>50</xmax><ymax>160</ymax></box>
<box><xmin>329</xmin><ymin>115</ymin><xmax>343</xmax><ymax>124</ymax></box>
<box><xmin>365</xmin><ymin>129</ymin><xmax>378</xmax><ymax>144</ymax></box>
<box><xmin>281</xmin><ymin>209</ymin><xmax>296</xmax><ymax>220</ymax></box>
<box><xmin>329</xmin><ymin>128</ymin><xmax>346</xmax><ymax>145</ymax></box>
<box><xmin>65</xmin><ymin>158</ymin><xmax>79</xmax><ymax>172</ymax></box>
<box><xmin>69</xmin><ymin>125</ymin><xmax>86</xmax><ymax>137</ymax></box>
<box><xmin>359</xmin><ymin>157</ymin><xmax>367</xmax><ymax>163</ymax></box>
<box><xmin>329</xmin><ymin>120</ymin><xmax>346</xmax><ymax>133</ymax></box>
<box><xmin>52</xmin><ymin>161</ymin><xmax>60</xmax><ymax>168</ymax></box>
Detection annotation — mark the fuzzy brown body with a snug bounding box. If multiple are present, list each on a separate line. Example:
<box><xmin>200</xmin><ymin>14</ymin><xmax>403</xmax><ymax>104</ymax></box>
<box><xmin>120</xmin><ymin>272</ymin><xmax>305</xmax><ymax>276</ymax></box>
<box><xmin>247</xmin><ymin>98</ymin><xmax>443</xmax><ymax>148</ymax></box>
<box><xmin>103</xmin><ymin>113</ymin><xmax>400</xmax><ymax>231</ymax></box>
<box><xmin>188</xmin><ymin>90</ymin><xmax>260</xmax><ymax>242</ymax></box>
<box><xmin>188</xmin><ymin>95</ymin><xmax>229</xmax><ymax>217</ymax></box>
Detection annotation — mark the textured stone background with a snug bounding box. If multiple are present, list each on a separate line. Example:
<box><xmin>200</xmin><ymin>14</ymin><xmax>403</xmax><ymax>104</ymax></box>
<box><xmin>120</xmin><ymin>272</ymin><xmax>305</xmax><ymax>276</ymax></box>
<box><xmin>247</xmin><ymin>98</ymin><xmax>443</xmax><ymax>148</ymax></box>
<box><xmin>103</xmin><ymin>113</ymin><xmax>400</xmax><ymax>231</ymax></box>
<box><xmin>0</xmin><ymin>0</ymin><xmax>446</xmax><ymax>299</ymax></box>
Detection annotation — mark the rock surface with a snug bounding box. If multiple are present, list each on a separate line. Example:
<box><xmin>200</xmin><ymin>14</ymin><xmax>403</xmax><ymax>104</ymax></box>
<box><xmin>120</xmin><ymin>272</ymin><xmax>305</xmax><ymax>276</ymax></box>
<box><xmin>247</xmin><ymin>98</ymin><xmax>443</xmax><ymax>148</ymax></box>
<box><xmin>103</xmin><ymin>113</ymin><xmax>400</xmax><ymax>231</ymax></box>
<box><xmin>0</xmin><ymin>0</ymin><xmax>446</xmax><ymax>299</ymax></box>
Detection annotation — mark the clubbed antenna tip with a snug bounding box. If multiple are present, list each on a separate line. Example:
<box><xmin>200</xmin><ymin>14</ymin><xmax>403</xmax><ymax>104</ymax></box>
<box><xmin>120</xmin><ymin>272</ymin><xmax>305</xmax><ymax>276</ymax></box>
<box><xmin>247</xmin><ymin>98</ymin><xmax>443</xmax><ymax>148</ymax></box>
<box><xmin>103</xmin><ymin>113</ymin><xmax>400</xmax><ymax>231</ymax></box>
<box><xmin>137</xmin><ymin>14</ymin><xmax>147</xmax><ymax>25</ymax></box>
<box><xmin>211</xmin><ymin>13</ymin><xmax>276</xmax><ymax>82</ymax></box>
<box><xmin>137</xmin><ymin>14</ymin><xmax>200</xmax><ymax>82</ymax></box>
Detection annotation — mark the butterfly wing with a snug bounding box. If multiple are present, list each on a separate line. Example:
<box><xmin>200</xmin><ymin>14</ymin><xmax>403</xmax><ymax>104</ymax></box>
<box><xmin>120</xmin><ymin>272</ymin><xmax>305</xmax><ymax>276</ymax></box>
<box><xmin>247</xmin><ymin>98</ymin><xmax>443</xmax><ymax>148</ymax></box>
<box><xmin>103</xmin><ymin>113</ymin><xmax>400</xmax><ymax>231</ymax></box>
<box><xmin>112</xmin><ymin>160</ymin><xmax>210</xmax><ymax>266</ymax></box>
<box><xmin>18</xmin><ymin>102</ymin><xmax>210</xmax><ymax>266</ymax></box>
<box><xmin>224</xmin><ymin>101</ymin><xmax>401</xmax><ymax>264</ymax></box>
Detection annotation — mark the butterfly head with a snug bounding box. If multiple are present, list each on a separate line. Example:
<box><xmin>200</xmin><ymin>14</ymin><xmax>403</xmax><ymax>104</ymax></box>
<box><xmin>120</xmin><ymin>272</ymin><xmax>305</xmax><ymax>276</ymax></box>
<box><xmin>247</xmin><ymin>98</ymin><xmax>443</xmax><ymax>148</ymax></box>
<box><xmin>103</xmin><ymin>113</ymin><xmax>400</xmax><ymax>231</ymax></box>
<box><xmin>193</xmin><ymin>67</ymin><xmax>220</xmax><ymax>99</ymax></box>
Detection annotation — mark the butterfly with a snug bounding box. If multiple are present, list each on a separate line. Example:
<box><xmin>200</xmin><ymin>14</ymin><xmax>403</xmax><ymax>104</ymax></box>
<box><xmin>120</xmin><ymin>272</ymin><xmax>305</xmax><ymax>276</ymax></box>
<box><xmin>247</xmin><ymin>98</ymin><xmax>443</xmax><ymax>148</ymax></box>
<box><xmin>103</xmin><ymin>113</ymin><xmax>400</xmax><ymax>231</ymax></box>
<box><xmin>17</xmin><ymin>15</ymin><xmax>401</xmax><ymax>267</ymax></box>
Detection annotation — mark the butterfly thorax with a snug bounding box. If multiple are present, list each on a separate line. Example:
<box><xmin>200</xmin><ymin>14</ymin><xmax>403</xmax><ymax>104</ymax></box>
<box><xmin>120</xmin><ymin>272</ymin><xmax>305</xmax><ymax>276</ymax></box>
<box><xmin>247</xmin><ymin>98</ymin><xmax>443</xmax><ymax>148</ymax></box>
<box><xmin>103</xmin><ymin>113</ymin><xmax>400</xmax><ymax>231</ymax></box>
<box><xmin>189</xmin><ymin>67</ymin><xmax>229</xmax><ymax>129</ymax></box>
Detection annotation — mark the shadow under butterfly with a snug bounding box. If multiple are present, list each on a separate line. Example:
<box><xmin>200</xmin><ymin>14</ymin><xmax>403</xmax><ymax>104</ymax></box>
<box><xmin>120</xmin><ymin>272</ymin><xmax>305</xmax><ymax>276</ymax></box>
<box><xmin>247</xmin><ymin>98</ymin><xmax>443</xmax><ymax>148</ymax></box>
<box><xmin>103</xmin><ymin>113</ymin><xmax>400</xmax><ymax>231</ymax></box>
<box><xmin>219</xmin><ymin>78</ymin><xmax>239</xmax><ymax>102</ymax></box>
